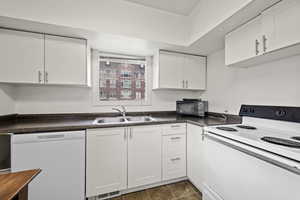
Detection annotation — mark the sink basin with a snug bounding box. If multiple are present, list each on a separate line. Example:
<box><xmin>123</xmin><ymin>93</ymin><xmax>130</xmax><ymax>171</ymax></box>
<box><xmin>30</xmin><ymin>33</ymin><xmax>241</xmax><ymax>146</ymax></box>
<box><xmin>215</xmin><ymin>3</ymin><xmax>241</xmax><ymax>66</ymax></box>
<box><xmin>94</xmin><ymin>117</ymin><xmax>127</xmax><ymax>124</ymax></box>
<box><xmin>93</xmin><ymin>116</ymin><xmax>156</xmax><ymax>125</ymax></box>
<box><xmin>126</xmin><ymin>116</ymin><xmax>156</xmax><ymax>122</ymax></box>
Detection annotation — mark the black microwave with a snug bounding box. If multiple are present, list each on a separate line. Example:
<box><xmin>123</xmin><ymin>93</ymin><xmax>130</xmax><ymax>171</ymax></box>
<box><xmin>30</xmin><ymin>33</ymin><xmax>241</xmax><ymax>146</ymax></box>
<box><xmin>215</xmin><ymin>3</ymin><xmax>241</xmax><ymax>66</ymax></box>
<box><xmin>176</xmin><ymin>99</ymin><xmax>208</xmax><ymax>117</ymax></box>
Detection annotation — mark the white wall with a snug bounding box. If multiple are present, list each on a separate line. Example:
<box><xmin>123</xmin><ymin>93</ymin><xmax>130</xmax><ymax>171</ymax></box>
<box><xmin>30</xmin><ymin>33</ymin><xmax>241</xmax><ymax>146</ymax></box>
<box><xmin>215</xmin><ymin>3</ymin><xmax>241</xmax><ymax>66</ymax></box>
<box><xmin>14</xmin><ymin>86</ymin><xmax>200</xmax><ymax>114</ymax></box>
<box><xmin>202</xmin><ymin>49</ymin><xmax>300</xmax><ymax>115</ymax></box>
<box><xmin>0</xmin><ymin>0</ymin><xmax>257</xmax><ymax>47</ymax></box>
<box><xmin>0</xmin><ymin>0</ymin><xmax>188</xmax><ymax>46</ymax></box>
<box><xmin>188</xmin><ymin>0</ymin><xmax>252</xmax><ymax>43</ymax></box>
<box><xmin>0</xmin><ymin>84</ymin><xmax>15</xmax><ymax>115</ymax></box>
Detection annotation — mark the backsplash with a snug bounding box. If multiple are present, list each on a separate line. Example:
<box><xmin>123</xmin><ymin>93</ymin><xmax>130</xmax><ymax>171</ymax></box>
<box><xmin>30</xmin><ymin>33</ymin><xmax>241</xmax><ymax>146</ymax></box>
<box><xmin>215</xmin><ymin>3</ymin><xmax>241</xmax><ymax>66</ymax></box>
<box><xmin>201</xmin><ymin>49</ymin><xmax>300</xmax><ymax>115</ymax></box>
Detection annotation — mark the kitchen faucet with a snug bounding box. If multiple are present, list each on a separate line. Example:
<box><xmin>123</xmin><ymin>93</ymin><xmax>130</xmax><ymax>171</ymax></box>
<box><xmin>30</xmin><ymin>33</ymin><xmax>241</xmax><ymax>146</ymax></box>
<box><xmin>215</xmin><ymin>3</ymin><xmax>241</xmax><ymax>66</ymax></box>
<box><xmin>112</xmin><ymin>105</ymin><xmax>127</xmax><ymax>118</ymax></box>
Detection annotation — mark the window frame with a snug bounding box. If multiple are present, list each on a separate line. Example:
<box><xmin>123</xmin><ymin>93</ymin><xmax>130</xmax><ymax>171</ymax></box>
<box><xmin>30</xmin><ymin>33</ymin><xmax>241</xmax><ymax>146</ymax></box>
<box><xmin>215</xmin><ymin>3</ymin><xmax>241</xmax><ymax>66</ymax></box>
<box><xmin>92</xmin><ymin>50</ymin><xmax>152</xmax><ymax>106</ymax></box>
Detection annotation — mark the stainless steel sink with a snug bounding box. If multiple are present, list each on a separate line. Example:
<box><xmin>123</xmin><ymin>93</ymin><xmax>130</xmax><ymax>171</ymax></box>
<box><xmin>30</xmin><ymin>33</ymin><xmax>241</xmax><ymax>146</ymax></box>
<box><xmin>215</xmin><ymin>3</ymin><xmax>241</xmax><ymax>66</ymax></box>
<box><xmin>94</xmin><ymin>117</ymin><xmax>127</xmax><ymax>124</ymax></box>
<box><xmin>126</xmin><ymin>116</ymin><xmax>156</xmax><ymax>122</ymax></box>
<box><xmin>93</xmin><ymin>116</ymin><xmax>156</xmax><ymax>125</ymax></box>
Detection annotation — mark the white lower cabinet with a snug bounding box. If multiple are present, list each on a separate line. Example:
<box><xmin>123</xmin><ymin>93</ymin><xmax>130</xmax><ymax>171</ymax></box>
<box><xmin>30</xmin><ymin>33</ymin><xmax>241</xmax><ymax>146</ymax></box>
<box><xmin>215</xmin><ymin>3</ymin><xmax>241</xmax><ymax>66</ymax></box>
<box><xmin>86</xmin><ymin>124</ymin><xmax>187</xmax><ymax>198</ymax></box>
<box><xmin>86</xmin><ymin>128</ymin><xmax>127</xmax><ymax>198</ymax></box>
<box><xmin>187</xmin><ymin>124</ymin><xmax>205</xmax><ymax>192</ymax></box>
<box><xmin>128</xmin><ymin>126</ymin><xmax>162</xmax><ymax>188</ymax></box>
<box><xmin>162</xmin><ymin>133</ymin><xmax>186</xmax><ymax>180</ymax></box>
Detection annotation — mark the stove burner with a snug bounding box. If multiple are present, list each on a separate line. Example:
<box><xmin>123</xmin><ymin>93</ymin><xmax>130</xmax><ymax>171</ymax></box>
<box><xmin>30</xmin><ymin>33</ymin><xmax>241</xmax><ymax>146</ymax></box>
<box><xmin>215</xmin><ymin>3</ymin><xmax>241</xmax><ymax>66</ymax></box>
<box><xmin>291</xmin><ymin>136</ymin><xmax>300</xmax><ymax>141</ymax></box>
<box><xmin>216</xmin><ymin>127</ymin><xmax>238</xmax><ymax>132</ymax></box>
<box><xmin>261</xmin><ymin>137</ymin><xmax>300</xmax><ymax>148</ymax></box>
<box><xmin>236</xmin><ymin>125</ymin><xmax>257</xmax><ymax>130</ymax></box>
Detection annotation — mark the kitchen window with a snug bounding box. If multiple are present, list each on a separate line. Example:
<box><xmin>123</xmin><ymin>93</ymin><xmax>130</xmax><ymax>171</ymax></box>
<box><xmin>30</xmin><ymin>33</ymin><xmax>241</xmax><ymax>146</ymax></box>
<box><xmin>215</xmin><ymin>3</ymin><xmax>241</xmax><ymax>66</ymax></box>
<box><xmin>93</xmin><ymin>51</ymin><xmax>151</xmax><ymax>105</ymax></box>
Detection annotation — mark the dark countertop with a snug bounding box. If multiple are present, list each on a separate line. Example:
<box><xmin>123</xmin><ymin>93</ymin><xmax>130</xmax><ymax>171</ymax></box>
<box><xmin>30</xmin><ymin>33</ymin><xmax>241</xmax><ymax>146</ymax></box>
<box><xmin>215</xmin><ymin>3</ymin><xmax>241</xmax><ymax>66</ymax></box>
<box><xmin>0</xmin><ymin>112</ymin><xmax>241</xmax><ymax>134</ymax></box>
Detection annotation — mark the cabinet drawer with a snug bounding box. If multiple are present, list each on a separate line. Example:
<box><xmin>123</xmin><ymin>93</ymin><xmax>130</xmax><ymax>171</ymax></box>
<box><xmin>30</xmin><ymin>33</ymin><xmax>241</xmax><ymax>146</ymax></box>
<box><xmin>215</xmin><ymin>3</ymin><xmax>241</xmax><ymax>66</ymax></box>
<box><xmin>162</xmin><ymin>123</ymin><xmax>186</xmax><ymax>135</ymax></box>
<box><xmin>162</xmin><ymin>134</ymin><xmax>186</xmax><ymax>180</ymax></box>
<box><xmin>163</xmin><ymin>134</ymin><xmax>186</xmax><ymax>155</ymax></box>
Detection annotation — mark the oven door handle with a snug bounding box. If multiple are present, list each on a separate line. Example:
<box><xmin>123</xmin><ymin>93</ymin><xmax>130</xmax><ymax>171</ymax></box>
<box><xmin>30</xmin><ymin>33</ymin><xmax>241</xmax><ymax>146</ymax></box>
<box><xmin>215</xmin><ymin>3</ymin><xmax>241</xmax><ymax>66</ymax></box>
<box><xmin>204</xmin><ymin>132</ymin><xmax>300</xmax><ymax>175</ymax></box>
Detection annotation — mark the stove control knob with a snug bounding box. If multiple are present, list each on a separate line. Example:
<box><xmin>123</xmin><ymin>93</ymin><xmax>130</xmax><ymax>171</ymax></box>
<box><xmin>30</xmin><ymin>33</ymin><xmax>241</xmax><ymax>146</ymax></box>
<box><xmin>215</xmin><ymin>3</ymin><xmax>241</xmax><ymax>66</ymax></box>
<box><xmin>275</xmin><ymin>110</ymin><xmax>286</xmax><ymax>117</ymax></box>
<box><xmin>242</xmin><ymin>107</ymin><xmax>248</xmax><ymax>113</ymax></box>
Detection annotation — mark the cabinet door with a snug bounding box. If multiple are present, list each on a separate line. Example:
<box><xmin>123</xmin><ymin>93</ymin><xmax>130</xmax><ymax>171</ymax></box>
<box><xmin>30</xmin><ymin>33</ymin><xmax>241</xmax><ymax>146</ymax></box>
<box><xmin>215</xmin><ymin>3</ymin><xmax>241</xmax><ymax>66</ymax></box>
<box><xmin>162</xmin><ymin>133</ymin><xmax>186</xmax><ymax>181</ymax></box>
<box><xmin>225</xmin><ymin>15</ymin><xmax>262</xmax><ymax>66</ymax></box>
<box><xmin>183</xmin><ymin>55</ymin><xmax>206</xmax><ymax>90</ymax></box>
<box><xmin>262</xmin><ymin>0</ymin><xmax>300</xmax><ymax>52</ymax></box>
<box><xmin>159</xmin><ymin>51</ymin><xmax>183</xmax><ymax>89</ymax></box>
<box><xmin>187</xmin><ymin>124</ymin><xmax>204</xmax><ymax>192</ymax></box>
<box><xmin>86</xmin><ymin>128</ymin><xmax>127</xmax><ymax>197</ymax></box>
<box><xmin>0</xmin><ymin>29</ymin><xmax>44</xmax><ymax>84</ymax></box>
<box><xmin>128</xmin><ymin>126</ymin><xmax>162</xmax><ymax>188</ymax></box>
<box><xmin>45</xmin><ymin>35</ymin><xmax>87</xmax><ymax>85</ymax></box>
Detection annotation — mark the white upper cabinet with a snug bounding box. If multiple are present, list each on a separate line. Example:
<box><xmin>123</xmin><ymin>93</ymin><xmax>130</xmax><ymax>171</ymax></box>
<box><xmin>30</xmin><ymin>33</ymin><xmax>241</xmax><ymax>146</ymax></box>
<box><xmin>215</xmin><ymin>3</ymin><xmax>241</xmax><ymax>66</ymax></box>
<box><xmin>226</xmin><ymin>0</ymin><xmax>300</xmax><ymax>67</ymax></box>
<box><xmin>158</xmin><ymin>51</ymin><xmax>183</xmax><ymax>89</ymax></box>
<box><xmin>0</xmin><ymin>28</ymin><xmax>87</xmax><ymax>86</ymax></box>
<box><xmin>262</xmin><ymin>0</ymin><xmax>300</xmax><ymax>52</ymax></box>
<box><xmin>225</xmin><ymin>15</ymin><xmax>262</xmax><ymax>66</ymax></box>
<box><xmin>0</xmin><ymin>29</ymin><xmax>44</xmax><ymax>84</ymax></box>
<box><xmin>127</xmin><ymin>126</ymin><xmax>162</xmax><ymax>188</ymax></box>
<box><xmin>154</xmin><ymin>50</ymin><xmax>206</xmax><ymax>90</ymax></box>
<box><xmin>45</xmin><ymin>35</ymin><xmax>87</xmax><ymax>85</ymax></box>
<box><xmin>183</xmin><ymin>55</ymin><xmax>206</xmax><ymax>90</ymax></box>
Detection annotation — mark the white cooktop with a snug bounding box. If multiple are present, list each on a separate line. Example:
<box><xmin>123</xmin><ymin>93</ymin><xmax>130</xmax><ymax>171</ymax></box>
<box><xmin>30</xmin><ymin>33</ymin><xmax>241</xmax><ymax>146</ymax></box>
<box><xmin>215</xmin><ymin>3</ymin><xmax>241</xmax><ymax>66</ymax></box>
<box><xmin>204</xmin><ymin>117</ymin><xmax>300</xmax><ymax>162</ymax></box>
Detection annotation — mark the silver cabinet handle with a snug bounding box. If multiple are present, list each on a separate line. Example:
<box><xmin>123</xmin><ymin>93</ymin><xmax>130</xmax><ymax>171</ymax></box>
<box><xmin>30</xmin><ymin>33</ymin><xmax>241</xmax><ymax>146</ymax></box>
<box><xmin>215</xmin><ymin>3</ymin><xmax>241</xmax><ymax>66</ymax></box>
<box><xmin>263</xmin><ymin>35</ymin><xmax>267</xmax><ymax>52</ymax></box>
<box><xmin>171</xmin><ymin>136</ymin><xmax>181</xmax><ymax>140</ymax></box>
<box><xmin>185</xmin><ymin>80</ymin><xmax>188</xmax><ymax>88</ymax></box>
<box><xmin>255</xmin><ymin>39</ymin><xmax>260</xmax><ymax>55</ymax></box>
<box><xmin>124</xmin><ymin>129</ymin><xmax>127</xmax><ymax>140</ymax></box>
<box><xmin>171</xmin><ymin>125</ymin><xmax>181</xmax><ymax>128</ymax></box>
<box><xmin>171</xmin><ymin>157</ymin><xmax>181</xmax><ymax>161</ymax></box>
<box><xmin>38</xmin><ymin>71</ymin><xmax>42</xmax><ymax>83</ymax></box>
<box><xmin>45</xmin><ymin>71</ymin><xmax>49</xmax><ymax>83</ymax></box>
<box><xmin>182</xmin><ymin>80</ymin><xmax>185</xmax><ymax>88</ymax></box>
<box><xmin>37</xmin><ymin>134</ymin><xmax>65</xmax><ymax>140</ymax></box>
<box><xmin>129</xmin><ymin>128</ymin><xmax>133</xmax><ymax>139</ymax></box>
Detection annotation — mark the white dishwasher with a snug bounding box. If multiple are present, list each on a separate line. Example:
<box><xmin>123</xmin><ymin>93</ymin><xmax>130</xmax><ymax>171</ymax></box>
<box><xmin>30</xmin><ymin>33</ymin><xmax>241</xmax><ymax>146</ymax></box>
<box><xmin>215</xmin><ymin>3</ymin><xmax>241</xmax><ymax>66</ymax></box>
<box><xmin>11</xmin><ymin>130</ymin><xmax>86</xmax><ymax>200</ymax></box>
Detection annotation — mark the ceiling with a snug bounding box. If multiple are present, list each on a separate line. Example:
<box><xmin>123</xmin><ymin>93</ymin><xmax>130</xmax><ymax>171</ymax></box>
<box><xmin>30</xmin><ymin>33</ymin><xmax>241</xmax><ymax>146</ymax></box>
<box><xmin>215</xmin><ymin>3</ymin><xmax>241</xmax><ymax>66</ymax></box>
<box><xmin>123</xmin><ymin>0</ymin><xmax>201</xmax><ymax>16</ymax></box>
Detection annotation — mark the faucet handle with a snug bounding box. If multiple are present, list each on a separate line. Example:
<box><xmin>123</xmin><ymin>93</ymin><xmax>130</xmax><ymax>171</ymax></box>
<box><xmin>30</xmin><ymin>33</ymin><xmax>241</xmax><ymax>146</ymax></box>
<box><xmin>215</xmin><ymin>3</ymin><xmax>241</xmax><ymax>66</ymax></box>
<box><xmin>120</xmin><ymin>105</ymin><xmax>126</xmax><ymax>112</ymax></box>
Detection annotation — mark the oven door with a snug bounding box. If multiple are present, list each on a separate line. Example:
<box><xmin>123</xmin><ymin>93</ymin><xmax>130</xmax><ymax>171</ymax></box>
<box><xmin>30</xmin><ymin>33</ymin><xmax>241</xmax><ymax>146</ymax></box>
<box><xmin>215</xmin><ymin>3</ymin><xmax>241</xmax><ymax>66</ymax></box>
<box><xmin>0</xmin><ymin>133</ymin><xmax>11</xmax><ymax>172</ymax></box>
<box><xmin>202</xmin><ymin>131</ymin><xmax>300</xmax><ymax>200</ymax></box>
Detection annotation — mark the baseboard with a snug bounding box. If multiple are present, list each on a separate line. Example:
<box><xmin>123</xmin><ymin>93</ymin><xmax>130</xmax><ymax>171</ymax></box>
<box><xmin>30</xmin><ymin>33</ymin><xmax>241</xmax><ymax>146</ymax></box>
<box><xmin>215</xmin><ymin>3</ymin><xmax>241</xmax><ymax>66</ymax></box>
<box><xmin>188</xmin><ymin>179</ymin><xmax>203</xmax><ymax>193</ymax></box>
<box><xmin>88</xmin><ymin>177</ymin><xmax>189</xmax><ymax>200</ymax></box>
<box><xmin>121</xmin><ymin>177</ymin><xmax>188</xmax><ymax>195</ymax></box>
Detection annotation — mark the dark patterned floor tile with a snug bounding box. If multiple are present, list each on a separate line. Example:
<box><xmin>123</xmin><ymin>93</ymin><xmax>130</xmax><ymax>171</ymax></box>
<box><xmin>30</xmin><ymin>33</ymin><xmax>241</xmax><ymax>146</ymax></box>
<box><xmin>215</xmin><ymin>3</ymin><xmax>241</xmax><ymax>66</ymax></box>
<box><xmin>175</xmin><ymin>193</ymin><xmax>202</xmax><ymax>200</ymax></box>
<box><xmin>122</xmin><ymin>190</ymin><xmax>151</xmax><ymax>200</ymax></box>
<box><xmin>110</xmin><ymin>181</ymin><xmax>201</xmax><ymax>200</ymax></box>
<box><xmin>147</xmin><ymin>185</ymin><xmax>174</xmax><ymax>200</ymax></box>
<box><xmin>167</xmin><ymin>181</ymin><xmax>197</xmax><ymax>199</ymax></box>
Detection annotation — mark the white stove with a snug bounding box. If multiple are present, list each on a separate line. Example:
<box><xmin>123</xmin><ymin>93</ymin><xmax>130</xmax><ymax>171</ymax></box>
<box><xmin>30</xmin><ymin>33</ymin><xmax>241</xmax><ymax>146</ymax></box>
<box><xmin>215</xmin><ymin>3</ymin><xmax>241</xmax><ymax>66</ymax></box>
<box><xmin>204</xmin><ymin>116</ymin><xmax>300</xmax><ymax>162</ymax></box>
<box><xmin>202</xmin><ymin>105</ymin><xmax>300</xmax><ymax>200</ymax></box>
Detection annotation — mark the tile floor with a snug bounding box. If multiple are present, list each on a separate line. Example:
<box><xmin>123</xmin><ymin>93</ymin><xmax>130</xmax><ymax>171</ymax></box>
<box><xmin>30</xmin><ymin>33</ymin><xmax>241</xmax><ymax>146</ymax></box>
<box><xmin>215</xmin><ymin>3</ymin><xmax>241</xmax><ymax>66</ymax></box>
<box><xmin>111</xmin><ymin>181</ymin><xmax>202</xmax><ymax>200</ymax></box>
